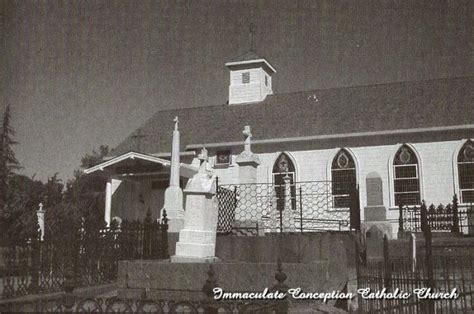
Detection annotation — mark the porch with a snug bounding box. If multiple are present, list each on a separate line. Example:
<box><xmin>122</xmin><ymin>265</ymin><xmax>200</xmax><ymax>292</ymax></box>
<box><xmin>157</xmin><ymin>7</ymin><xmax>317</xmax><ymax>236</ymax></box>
<box><xmin>84</xmin><ymin>151</ymin><xmax>198</xmax><ymax>225</ymax></box>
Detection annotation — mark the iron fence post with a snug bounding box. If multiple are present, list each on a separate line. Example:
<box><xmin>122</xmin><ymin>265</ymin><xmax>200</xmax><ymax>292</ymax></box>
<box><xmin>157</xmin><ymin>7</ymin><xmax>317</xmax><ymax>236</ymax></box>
<box><xmin>421</xmin><ymin>201</ymin><xmax>435</xmax><ymax>313</ymax></box>
<box><xmin>143</xmin><ymin>208</ymin><xmax>152</xmax><ymax>259</ymax></box>
<box><xmin>202</xmin><ymin>264</ymin><xmax>218</xmax><ymax>314</ymax></box>
<box><xmin>350</xmin><ymin>186</ymin><xmax>361</xmax><ymax>231</ymax></box>
<box><xmin>299</xmin><ymin>187</ymin><xmax>303</xmax><ymax>233</ymax></box>
<box><xmin>271</xmin><ymin>258</ymin><xmax>289</xmax><ymax>314</ymax></box>
<box><xmin>398</xmin><ymin>204</ymin><xmax>404</xmax><ymax>233</ymax></box>
<box><xmin>383</xmin><ymin>235</ymin><xmax>391</xmax><ymax>289</ymax></box>
<box><xmin>452</xmin><ymin>194</ymin><xmax>460</xmax><ymax>233</ymax></box>
<box><xmin>161</xmin><ymin>210</ymin><xmax>169</xmax><ymax>259</ymax></box>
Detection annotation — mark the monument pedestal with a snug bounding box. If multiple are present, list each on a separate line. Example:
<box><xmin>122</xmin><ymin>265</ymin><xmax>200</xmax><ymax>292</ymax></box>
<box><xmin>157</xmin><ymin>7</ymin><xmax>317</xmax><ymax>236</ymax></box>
<box><xmin>235</xmin><ymin>152</ymin><xmax>260</xmax><ymax>184</ymax></box>
<box><xmin>173</xmin><ymin>150</ymin><xmax>218</xmax><ymax>262</ymax></box>
<box><xmin>362</xmin><ymin>205</ymin><xmax>393</xmax><ymax>239</ymax></box>
<box><xmin>162</xmin><ymin>186</ymin><xmax>185</xmax><ymax>232</ymax></box>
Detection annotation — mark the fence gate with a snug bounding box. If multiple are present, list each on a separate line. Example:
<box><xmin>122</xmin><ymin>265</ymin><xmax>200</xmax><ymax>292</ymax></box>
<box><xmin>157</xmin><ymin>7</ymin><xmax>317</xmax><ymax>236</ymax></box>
<box><xmin>216</xmin><ymin>180</ymin><xmax>358</xmax><ymax>235</ymax></box>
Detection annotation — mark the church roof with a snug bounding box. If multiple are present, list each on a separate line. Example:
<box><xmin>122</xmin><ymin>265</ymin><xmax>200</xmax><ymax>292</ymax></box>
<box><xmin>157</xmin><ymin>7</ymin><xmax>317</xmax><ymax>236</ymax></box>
<box><xmin>228</xmin><ymin>50</ymin><xmax>264</xmax><ymax>63</ymax></box>
<box><xmin>225</xmin><ymin>50</ymin><xmax>276</xmax><ymax>73</ymax></box>
<box><xmin>110</xmin><ymin>76</ymin><xmax>474</xmax><ymax>156</ymax></box>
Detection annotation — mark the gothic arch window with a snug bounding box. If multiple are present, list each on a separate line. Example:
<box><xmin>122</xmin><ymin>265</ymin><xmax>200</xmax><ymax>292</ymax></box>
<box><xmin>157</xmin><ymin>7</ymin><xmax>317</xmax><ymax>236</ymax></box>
<box><xmin>331</xmin><ymin>149</ymin><xmax>357</xmax><ymax>208</ymax></box>
<box><xmin>393</xmin><ymin>145</ymin><xmax>421</xmax><ymax>206</ymax></box>
<box><xmin>272</xmin><ymin>153</ymin><xmax>296</xmax><ymax>211</ymax></box>
<box><xmin>458</xmin><ymin>140</ymin><xmax>474</xmax><ymax>203</ymax></box>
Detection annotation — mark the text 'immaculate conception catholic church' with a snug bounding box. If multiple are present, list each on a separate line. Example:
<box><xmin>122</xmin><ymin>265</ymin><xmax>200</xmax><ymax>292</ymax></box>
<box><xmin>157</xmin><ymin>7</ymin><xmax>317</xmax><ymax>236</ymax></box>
<box><xmin>85</xmin><ymin>49</ymin><xmax>474</xmax><ymax>238</ymax></box>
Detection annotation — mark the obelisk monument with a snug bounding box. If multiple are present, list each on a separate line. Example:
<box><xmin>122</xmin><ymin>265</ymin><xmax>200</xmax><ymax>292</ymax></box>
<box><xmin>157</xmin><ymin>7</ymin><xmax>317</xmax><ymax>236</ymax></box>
<box><xmin>162</xmin><ymin>117</ymin><xmax>185</xmax><ymax>233</ymax></box>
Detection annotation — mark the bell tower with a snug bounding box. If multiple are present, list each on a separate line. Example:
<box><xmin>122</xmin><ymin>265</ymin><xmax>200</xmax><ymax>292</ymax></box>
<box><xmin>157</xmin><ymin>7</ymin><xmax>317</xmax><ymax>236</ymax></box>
<box><xmin>225</xmin><ymin>51</ymin><xmax>276</xmax><ymax>105</ymax></box>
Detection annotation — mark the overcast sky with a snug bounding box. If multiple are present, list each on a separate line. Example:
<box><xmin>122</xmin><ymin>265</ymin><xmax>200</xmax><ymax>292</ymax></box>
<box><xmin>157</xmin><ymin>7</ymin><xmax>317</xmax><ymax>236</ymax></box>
<box><xmin>2</xmin><ymin>0</ymin><xmax>472</xmax><ymax>183</ymax></box>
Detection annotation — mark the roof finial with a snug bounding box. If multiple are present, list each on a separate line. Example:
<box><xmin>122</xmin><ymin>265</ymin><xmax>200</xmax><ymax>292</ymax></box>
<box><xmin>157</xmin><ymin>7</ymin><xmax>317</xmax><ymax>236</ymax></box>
<box><xmin>249</xmin><ymin>23</ymin><xmax>256</xmax><ymax>51</ymax></box>
<box><xmin>243</xmin><ymin>125</ymin><xmax>252</xmax><ymax>153</ymax></box>
<box><xmin>173</xmin><ymin>116</ymin><xmax>179</xmax><ymax>131</ymax></box>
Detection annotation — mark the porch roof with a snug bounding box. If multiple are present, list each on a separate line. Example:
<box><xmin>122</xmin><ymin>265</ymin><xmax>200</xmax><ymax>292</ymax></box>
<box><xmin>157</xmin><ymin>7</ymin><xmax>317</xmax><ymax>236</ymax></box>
<box><xmin>83</xmin><ymin>151</ymin><xmax>198</xmax><ymax>178</ymax></box>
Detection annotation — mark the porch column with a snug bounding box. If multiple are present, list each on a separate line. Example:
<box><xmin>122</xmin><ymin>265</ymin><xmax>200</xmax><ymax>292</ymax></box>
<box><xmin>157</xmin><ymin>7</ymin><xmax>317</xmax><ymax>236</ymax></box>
<box><xmin>162</xmin><ymin>117</ymin><xmax>185</xmax><ymax>232</ymax></box>
<box><xmin>105</xmin><ymin>178</ymin><xmax>112</xmax><ymax>226</ymax></box>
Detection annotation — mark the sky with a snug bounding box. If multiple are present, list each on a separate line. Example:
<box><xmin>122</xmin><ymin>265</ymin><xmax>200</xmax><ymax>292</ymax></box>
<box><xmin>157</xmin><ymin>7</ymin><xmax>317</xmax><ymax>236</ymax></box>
<box><xmin>2</xmin><ymin>0</ymin><xmax>472</xmax><ymax>183</ymax></box>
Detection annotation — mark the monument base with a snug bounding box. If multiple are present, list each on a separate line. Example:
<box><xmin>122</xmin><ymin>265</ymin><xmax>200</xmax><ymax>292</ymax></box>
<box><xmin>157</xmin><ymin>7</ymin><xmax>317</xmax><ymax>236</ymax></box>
<box><xmin>175</xmin><ymin>242</ymin><xmax>216</xmax><ymax>258</ymax></box>
<box><xmin>174</xmin><ymin>229</ymin><xmax>217</xmax><ymax>258</ymax></box>
<box><xmin>170</xmin><ymin>255</ymin><xmax>220</xmax><ymax>263</ymax></box>
<box><xmin>166</xmin><ymin>218</ymin><xmax>185</xmax><ymax>233</ymax></box>
<box><xmin>362</xmin><ymin>221</ymin><xmax>393</xmax><ymax>239</ymax></box>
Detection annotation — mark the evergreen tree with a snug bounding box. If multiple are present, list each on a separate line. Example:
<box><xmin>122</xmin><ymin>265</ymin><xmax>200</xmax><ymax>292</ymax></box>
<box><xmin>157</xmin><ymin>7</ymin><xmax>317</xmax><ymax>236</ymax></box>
<box><xmin>0</xmin><ymin>104</ymin><xmax>21</xmax><ymax>216</ymax></box>
<box><xmin>64</xmin><ymin>145</ymin><xmax>109</xmax><ymax>221</ymax></box>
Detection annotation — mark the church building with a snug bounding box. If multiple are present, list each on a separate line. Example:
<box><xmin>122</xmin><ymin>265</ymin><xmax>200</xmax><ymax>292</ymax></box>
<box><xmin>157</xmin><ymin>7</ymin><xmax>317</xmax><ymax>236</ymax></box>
<box><xmin>85</xmin><ymin>51</ymin><xmax>474</xmax><ymax>238</ymax></box>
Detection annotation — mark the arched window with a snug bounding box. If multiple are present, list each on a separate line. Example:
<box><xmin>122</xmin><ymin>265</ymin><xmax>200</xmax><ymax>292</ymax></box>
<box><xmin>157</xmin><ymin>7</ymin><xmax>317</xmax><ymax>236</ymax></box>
<box><xmin>393</xmin><ymin>145</ymin><xmax>420</xmax><ymax>206</ymax></box>
<box><xmin>331</xmin><ymin>149</ymin><xmax>357</xmax><ymax>208</ymax></box>
<box><xmin>272</xmin><ymin>153</ymin><xmax>296</xmax><ymax>211</ymax></box>
<box><xmin>458</xmin><ymin>140</ymin><xmax>474</xmax><ymax>203</ymax></box>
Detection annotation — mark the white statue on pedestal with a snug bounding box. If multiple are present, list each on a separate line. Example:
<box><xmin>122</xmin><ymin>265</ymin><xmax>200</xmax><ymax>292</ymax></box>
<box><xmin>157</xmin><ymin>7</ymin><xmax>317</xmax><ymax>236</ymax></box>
<box><xmin>172</xmin><ymin>148</ymin><xmax>219</xmax><ymax>262</ymax></box>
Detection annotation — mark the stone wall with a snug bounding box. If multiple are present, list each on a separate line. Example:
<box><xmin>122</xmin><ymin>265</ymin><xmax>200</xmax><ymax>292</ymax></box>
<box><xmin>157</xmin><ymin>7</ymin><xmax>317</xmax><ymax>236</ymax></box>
<box><xmin>215</xmin><ymin>232</ymin><xmax>356</xmax><ymax>268</ymax></box>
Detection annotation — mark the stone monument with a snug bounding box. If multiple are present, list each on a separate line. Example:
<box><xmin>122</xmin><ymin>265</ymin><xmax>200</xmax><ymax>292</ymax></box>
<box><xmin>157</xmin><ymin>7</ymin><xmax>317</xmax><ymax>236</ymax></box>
<box><xmin>362</xmin><ymin>172</ymin><xmax>393</xmax><ymax>250</ymax></box>
<box><xmin>37</xmin><ymin>202</ymin><xmax>45</xmax><ymax>241</ymax></box>
<box><xmin>172</xmin><ymin>148</ymin><xmax>219</xmax><ymax>262</ymax></box>
<box><xmin>235</xmin><ymin>125</ymin><xmax>260</xmax><ymax>184</ymax></box>
<box><xmin>233</xmin><ymin>126</ymin><xmax>263</xmax><ymax>233</ymax></box>
<box><xmin>162</xmin><ymin>117</ymin><xmax>185</xmax><ymax>233</ymax></box>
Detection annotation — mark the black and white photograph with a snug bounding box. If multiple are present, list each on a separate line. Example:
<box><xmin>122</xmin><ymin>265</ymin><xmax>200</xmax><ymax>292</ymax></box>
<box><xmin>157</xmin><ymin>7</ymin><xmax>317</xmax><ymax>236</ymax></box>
<box><xmin>1</xmin><ymin>0</ymin><xmax>473</xmax><ymax>312</ymax></box>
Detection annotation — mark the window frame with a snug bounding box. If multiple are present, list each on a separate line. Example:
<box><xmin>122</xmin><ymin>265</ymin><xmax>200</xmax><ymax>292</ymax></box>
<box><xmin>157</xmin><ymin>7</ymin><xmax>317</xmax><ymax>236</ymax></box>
<box><xmin>215</xmin><ymin>150</ymin><xmax>232</xmax><ymax>167</ymax></box>
<box><xmin>331</xmin><ymin>149</ymin><xmax>357</xmax><ymax>209</ymax></box>
<box><xmin>392</xmin><ymin>146</ymin><xmax>421</xmax><ymax>207</ymax></box>
<box><xmin>457</xmin><ymin>140</ymin><xmax>474</xmax><ymax>204</ymax></box>
<box><xmin>242</xmin><ymin>72</ymin><xmax>250</xmax><ymax>84</ymax></box>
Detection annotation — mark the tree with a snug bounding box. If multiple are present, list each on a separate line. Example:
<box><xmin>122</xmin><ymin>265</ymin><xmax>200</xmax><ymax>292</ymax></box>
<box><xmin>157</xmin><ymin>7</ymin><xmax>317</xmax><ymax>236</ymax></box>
<box><xmin>0</xmin><ymin>104</ymin><xmax>21</xmax><ymax>215</ymax></box>
<box><xmin>64</xmin><ymin>145</ymin><xmax>109</xmax><ymax>222</ymax></box>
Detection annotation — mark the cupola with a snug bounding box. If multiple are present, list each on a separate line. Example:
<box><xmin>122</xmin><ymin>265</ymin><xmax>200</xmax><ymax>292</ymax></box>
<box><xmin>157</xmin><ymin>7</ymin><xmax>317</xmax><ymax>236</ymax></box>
<box><xmin>225</xmin><ymin>51</ymin><xmax>276</xmax><ymax>105</ymax></box>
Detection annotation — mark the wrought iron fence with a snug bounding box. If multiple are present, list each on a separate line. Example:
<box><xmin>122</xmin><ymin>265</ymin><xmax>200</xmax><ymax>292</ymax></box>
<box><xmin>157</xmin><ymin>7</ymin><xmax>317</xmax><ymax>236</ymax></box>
<box><xmin>0</xmin><ymin>209</ymin><xmax>169</xmax><ymax>300</ymax></box>
<box><xmin>217</xmin><ymin>180</ymin><xmax>359</xmax><ymax>235</ymax></box>
<box><xmin>357</xmin><ymin>202</ymin><xmax>474</xmax><ymax>313</ymax></box>
<box><xmin>398</xmin><ymin>195</ymin><xmax>474</xmax><ymax>235</ymax></box>
<box><xmin>356</xmin><ymin>241</ymin><xmax>474</xmax><ymax>313</ymax></box>
<box><xmin>357</xmin><ymin>256</ymin><xmax>474</xmax><ymax>313</ymax></box>
<box><xmin>0</xmin><ymin>261</ymin><xmax>290</xmax><ymax>313</ymax></box>
<box><xmin>0</xmin><ymin>296</ymin><xmax>282</xmax><ymax>313</ymax></box>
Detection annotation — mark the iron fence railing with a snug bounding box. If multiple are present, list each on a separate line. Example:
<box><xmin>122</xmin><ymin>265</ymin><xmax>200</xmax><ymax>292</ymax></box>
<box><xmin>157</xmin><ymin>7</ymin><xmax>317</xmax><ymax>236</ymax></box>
<box><xmin>0</xmin><ymin>262</ymin><xmax>291</xmax><ymax>313</ymax></box>
<box><xmin>0</xmin><ymin>297</ymin><xmax>282</xmax><ymax>313</ymax></box>
<box><xmin>0</xmin><ymin>209</ymin><xmax>169</xmax><ymax>300</ymax></box>
<box><xmin>358</xmin><ymin>199</ymin><xmax>474</xmax><ymax>313</ymax></box>
<box><xmin>357</xmin><ymin>255</ymin><xmax>474</xmax><ymax>313</ymax></box>
<box><xmin>398</xmin><ymin>195</ymin><xmax>474</xmax><ymax>235</ymax></box>
<box><xmin>217</xmin><ymin>180</ymin><xmax>359</xmax><ymax>235</ymax></box>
